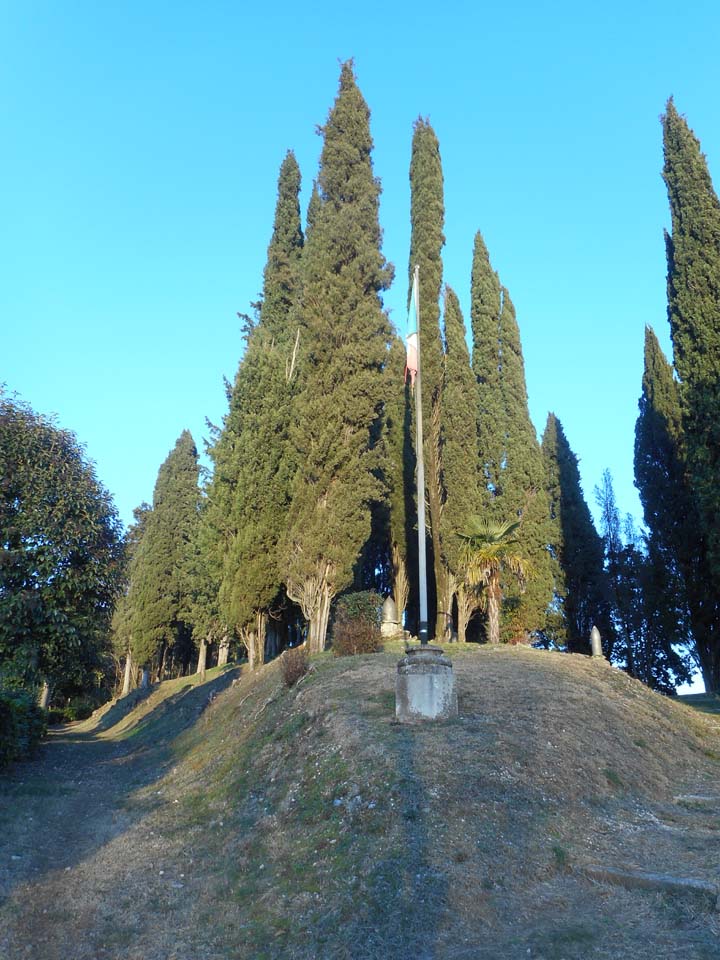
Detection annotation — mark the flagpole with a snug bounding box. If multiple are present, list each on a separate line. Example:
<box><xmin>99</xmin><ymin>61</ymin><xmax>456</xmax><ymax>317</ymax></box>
<box><xmin>412</xmin><ymin>265</ymin><xmax>429</xmax><ymax>645</ymax></box>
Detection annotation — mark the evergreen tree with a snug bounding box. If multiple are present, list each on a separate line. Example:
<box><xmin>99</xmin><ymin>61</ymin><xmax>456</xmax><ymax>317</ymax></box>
<box><xmin>408</xmin><ymin>118</ymin><xmax>448</xmax><ymax>638</ymax></box>
<box><xmin>661</xmin><ymin>101</ymin><xmax>720</xmax><ymax>690</ymax></box>
<box><xmin>496</xmin><ymin>289</ymin><xmax>553</xmax><ymax>640</ymax></box>
<box><xmin>284</xmin><ymin>61</ymin><xmax>393</xmax><ymax>652</ymax></box>
<box><xmin>634</xmin><ymin>325</ymin><xmax>716</xmax><ymax>689</ymax></box>
<box><xmin>595</xmin><ymin>472</ymin><xmax>692</xmax><ymax>692</ymax></box>
<box><xmin>470</xmin><ymin>231</ymin><xmax>503</xmax><ymax>507</ymax></box>
<box><xmin>470</xmin><ymin>234</ymin><xmax>552</xmax><ymax>641</ymax></box>
<box><xmin>542</xmin><ymin>414</ymin><xmax>613</xmax><ymax>653</ymax></box>
<box><xmin>383</xmin><ymin>335</ymin><xmax>415</xmax><ymax>622</ymax></box>
<box><xmin>131</xmin><ymin>431</ymin><xmax>200</xmax><ymax>679</ymax></box>
<box><xmin>439</xmin><ymin>286</ymin><xmax>482</xmax><ymax>641</ymax></box>
<box><xmin>111</xmin><ymin>502</ymin><xmax>151</xmax><ymax>695</ymax></box>
<box><xmin>204</xmin><ymin>151</ymin><xmax>304</xmax><ymax>669</ymax></box>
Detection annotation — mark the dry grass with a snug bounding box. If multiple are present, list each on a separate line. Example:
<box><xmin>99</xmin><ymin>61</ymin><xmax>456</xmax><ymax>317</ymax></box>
<box><xmin>1</xmin><ymin>646</ymin><xmax>719</xmax><ymax>959</ymax></box>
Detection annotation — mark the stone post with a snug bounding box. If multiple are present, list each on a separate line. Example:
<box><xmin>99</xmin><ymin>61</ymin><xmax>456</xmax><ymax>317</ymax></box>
<box><xmin>396</xmin><ymin>646</ymin><xmax>458</xmax><ymax>722</ymax></box>
<box><xmin>590</xmin><ymin>625</ymin><xmax>603</xmax><ymax>659</ymax></box>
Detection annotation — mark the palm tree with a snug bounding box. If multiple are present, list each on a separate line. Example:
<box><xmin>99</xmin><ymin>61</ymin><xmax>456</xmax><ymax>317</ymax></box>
<box><xmin>459</xmin><ymin>517</ymin><xmax>530</xmax><ymax>645</ymax></box>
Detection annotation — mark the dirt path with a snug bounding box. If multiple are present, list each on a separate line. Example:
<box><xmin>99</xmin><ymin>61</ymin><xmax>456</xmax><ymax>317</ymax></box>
<box><xmin>0</xmin><ymin>726</ymin><xmax>154</xmax><ymax>958</ymax></box>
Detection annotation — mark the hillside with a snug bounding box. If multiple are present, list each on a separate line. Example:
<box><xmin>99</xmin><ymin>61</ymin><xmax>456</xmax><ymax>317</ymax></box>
<box><xmin>1</xmin><ymin>646</ymin><xmax>719</xmax><ymax>960</ymax></box>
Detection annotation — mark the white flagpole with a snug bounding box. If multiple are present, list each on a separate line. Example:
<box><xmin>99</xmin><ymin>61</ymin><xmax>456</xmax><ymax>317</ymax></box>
<box><xmin>412</xmin><ymin>265</ymin><xmax>429</xmax><ymax>645</ymax></box>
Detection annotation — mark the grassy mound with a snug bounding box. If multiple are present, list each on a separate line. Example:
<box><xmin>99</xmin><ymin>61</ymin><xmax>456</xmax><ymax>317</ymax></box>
<box><xmin>2</xmin><ymin>646</ymin><xmax>719</xmax><ymax>959</ymax></box>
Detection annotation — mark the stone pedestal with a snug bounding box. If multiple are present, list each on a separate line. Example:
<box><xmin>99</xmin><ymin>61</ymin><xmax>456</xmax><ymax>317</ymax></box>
<box><xmin>590</xmin><ymin>625</ymin><xmax>604</xmax><ymax>659</ymax></box>
<box><xmin>395</xmin><ymin>646</ymin><xmax>458</xmax><ymax>723</ymax></box>
<box><xmin>381</xmin><ymin>595</ymin><xmax>401</xmax><ymax>638</ymax></box>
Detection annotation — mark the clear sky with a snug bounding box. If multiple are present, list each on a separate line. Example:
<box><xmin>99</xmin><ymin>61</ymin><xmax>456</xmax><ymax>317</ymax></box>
<box><xmin>3</xmin><ymin>1</ymin><xmax>719</xmax><ymax>538</ymax></box>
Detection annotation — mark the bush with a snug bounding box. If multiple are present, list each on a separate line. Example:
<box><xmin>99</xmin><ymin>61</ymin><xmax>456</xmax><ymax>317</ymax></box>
<box><xmin>332</xmin><ymin>591</ymin><xmax>382</xmax><ymax>657</ymax></box>
<box><xmin>0</xmin><ymin>689</ymin><xmax>47</xmax><ymax>767</ymax></box>
<box><xmin>281</xmin><ymin>647</ymin><xmax>309</xmax><ymax>688</ymax></box>
<box><xmin>63</xmin><ymin>696</ymin><xmax>95</xmax><ymax>722</ymax></box>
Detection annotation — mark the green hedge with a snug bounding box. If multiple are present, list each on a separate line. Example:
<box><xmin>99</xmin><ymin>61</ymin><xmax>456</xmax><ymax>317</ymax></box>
<box><xmin>0</xmin><ymin>690</ymin><xmax>47</xmax><ymax>767</ymax></box>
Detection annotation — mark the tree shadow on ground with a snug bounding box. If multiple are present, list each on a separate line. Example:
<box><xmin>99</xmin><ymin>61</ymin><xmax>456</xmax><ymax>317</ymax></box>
<box><xmin>0</xmin><ymin>666</ymin><xmax>240</xmax><ymax>902</ymax></box>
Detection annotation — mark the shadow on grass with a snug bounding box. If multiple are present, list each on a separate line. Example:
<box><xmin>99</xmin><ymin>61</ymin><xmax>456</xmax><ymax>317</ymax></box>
<box><xmin>0</xmin><ymin>666</ymin><xmax>241</xmax><ymax>900</ymax></box>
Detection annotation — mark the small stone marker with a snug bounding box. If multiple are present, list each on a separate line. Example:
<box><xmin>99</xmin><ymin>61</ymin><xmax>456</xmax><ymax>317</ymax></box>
<box><xmin>396</xmin><ymin>646</ymin><xmax>458</xmax><ymax>722</ymax></box>
<box><xmin>590</xmin><ymin>625</ymin><xmax>603</xmax><ymax>658</ymax></box>
<box><xmin>381</xmin><ymin>595</ymin><xmax>401</xmax><ymax>638</ymax></box>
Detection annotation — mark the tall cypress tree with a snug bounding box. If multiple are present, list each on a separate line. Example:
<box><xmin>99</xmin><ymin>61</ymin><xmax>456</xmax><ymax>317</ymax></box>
<box><xmin>408</xmin><ymin>118</ymin><xmax>448</xmax><ymax>638</ymax></box>
<box><xmin>498</xmin><ymin>289</ymin><xmax>553</xmax><ymax>639</ymax></box>
<box><xmin>284</xmin><ymin>61</ymin><xmax>393</xmax><ymax>652</ymax></box>
<box><xmin>634</xmin><ymin>325</ymin><xmax>716</xmax><ymax>689</ymax></box>
<box><xmin>542</xmin><ymin>413</ymin><xmax>613</xmax><ymax>653</ymax></box>
<box><xmin>470</xmin><ymin>236</ymin><xmax>552</xmax><ymax>640</ymax></box>
<box><xmin>384</xmin><ymin>335</ymin><xmax>415</xmax><ymax>623</ymax></box>
<box><xmin>131</xmin><ymin>431</ymin><xmax>200</xmax><ymax>679</ymax></box>
<box><xmin>205</xmin><ymin>151</ymin><xmax>303</xmax><ymax>668</ymax></box>
<box><xmin>438</xmin><ymin>286</ymin><xmax>482</xmax><ymax>641</ymax></box>
<box><xmin>661</xmin><ymin>100</ymin><xmax>720</xmax><ymax>690</ymax></box>
<box><xmin>470</xmin><ymin>231</ymin><xmax>503</xmax><ymax>508</ymax></box>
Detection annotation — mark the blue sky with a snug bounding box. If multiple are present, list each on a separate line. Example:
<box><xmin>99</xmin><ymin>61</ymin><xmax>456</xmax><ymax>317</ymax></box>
<box><xmin>3</xmin><ymin>0</ymin><xmax>719</xmax><ymax>540</ymax></box>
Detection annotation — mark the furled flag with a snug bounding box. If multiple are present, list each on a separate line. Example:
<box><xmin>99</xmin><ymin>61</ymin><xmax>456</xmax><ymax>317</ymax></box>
<box><xmin>404</xmin><ymin>269</ymin><xmax>419</xmax><ymax>389</ymax></box>
<box><xmin>405</xmin><ymin>333</ymin><xmax>418</xmax><ymax>389</ymax></box>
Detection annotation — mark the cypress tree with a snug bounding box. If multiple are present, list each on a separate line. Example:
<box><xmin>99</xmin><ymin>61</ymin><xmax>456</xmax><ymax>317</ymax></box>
<box><xmin>470</xmin><ymin>231</ymin><xmax>503</xmax><ymax>507</ymax></box>
<box><xmin>469</xmin><ymin>235</ymin><xmax>552</xmax><ymax>641</ymax></box>
<box><xmin>439</xmin><ymin>286</ymin><xmax>482</xmax><ymax>641</ymax></box>
<box><xmin>661</xmin><ymin>100</ymin><xmax>720</xmax><ymax>689</ymax></box>
<box><xmin>634</xmin><ymin>325</ymin><xmax>717</xmax><ymax>689</ymax></box>
<box><xmin>284</xmin><ymin>61</ymin><xmax>393</xmax><ymax>652</ymax></box>
<box><xmin>542</xmin><ymin>413</ymin><xmax>613</xmax><ymax>653</ymax></box>
<box><xmin>384</xmin><ymin>335</ymin><xmax>415</xmax><ymax>623</ymax></box>
<box><xmin>205</xmin><ymin>151</ymin><xmax>303</xmax><ymax>668</ymax></box>
<box><xmin>496</xmin><ymin>289</ymin><xmax>553</xmax><ymax>640</ymax></box>
<box><xmin>408</xmin><ymin>118</ymin><xmax>448</xmax><ymax>638</ymax></box>
<box><xmin>131</xmin><ymin>431</ymin><xmax>201</xmax><ymax>679</ymax></box>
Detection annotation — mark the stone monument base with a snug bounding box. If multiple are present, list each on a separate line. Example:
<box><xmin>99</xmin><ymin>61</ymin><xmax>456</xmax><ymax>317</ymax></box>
<box><xmin>395</xmin><ymin>646</ymin><xmax>458</xmax><ymax>723</ymax></box>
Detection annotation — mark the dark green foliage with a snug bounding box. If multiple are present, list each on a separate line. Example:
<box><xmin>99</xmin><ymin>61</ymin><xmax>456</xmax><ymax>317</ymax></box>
<box><xmin>0</xmin><ymin>688</ymin><xmax>46</xmax><ymax>767</ymax></box>
<box><xmin>284</xmin><ymin>61</ymin><xmax>393</xmax><ymax>651</ymax></box>
<box><xmin>469</xmin><ymin>238</ymin><xmax>552</xmax><ymax>641</ymax></box>
<box><xmin>0</xmin><ymin>394</ymin><xmax>124</xmax><ymax>697</ymax></box>
<box><xmin>542</xmin><ymin>414</ymin><xmax>614</xmax><ymax>653</ymax></box>
<box><xmin>131</xmin><ymin>431</ymin><xmax>201</xmax><ymax>676</ymax></box>
<box><xmin>470</xmin><ymin>232</ymin><xmax>503</xmax><ymax>504</ymax></box>
<box><xmin>595</xmin><ymin>471</ymin><xmax>693</xmax><ymax>693</ymax></box>
<box><xmin>661</xmin><ymin>101</ymin><xmax>720</xmax><ymax>690</ymax></box>
<box><xmin>440</xmin><ymin>287</ymin><xmax>481</xmax><ymax>571</ymax></box>
<box><xmin>408</xmin><ymin>118</ymin><xmax>447</xmax><ymax>638</ymax></box>
<box><xmin>331</xmin><ymin>590</ymin><xmax>382</xmax><ymax>657</ymax></box>
<box><xmin>202</xmin><ymin>152</ymin><xmax>304</xmax><ymax>667</ymax></box>
<box><xmin>383</xmin><ymin>336</ymin><xmax>416</xmax><ymax>623</ymax></box>
<box><xmin>496</xmin><ymin>291</ymin><xmax>553</xmax><ymax>640</ymax></box>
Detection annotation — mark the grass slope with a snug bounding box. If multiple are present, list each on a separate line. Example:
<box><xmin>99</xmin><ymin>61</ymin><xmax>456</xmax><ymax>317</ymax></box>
<box><xmin>1</xmin><ymin>647</ymin><xmax>719</xmax><ymax>960</ymax></box>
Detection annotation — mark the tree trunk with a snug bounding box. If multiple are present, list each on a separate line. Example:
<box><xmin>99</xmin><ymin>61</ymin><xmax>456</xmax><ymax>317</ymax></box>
<box><xmin>196</xmin><ymin>637</ymin><xmax>208</xmax><ymax>679</ymax></box>
<box><xmin>308</xmin><ymin>586</ymin><xmax>332</xmax><ymax>654</ymax></box>
<box><xmin>456</xmin><ymin>584</ymin><xmax>477</xmax><ymax>644</ymax></box>
<box><xmin>436</xmin><ymin>574</ymin><xmax>456</xmax><ymax>643</ymax></box>
<box><xmin>121</xmin><ymin>652</ymin><xmax>134</xmax><ymax>697</ymax></box>
<box><xmin>38</xmin><ymin>681</ymin><xmax>51</xmax><ymax>710</ymax></box>
<box><xmin>391</xmin><ymin>544</ymin><xmax>409</xmax><ymax>628</ymax></box>
<box><xmin>217</xmin><ymin>633</ymin><xmax>230</xmax><ymax>667</ymax></box>
<box><xmin>487</xmin><ymin>577</ymin><xmax>501</xmax><ymax>644</ymax></box>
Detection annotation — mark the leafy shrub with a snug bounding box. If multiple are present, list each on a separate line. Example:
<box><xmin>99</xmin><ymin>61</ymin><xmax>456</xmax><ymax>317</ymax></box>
<box><xmin>0</xmin><ymin>689</ymin><xmax>47</xmax><ymax>767</ymax></box>
<box><xmin>332</xmin><ymin>591</ymin><xmax>382</xmax><ymax>657</ymax></box>
<box><xmin>281</xmin><ymin>647</ymin><xmax>309</xmax><ymax>688</ymax></box>
<box><xmin>63</xmin><ymin>696</ymin><xmax>95</xmax><ymax>721</ymax></box>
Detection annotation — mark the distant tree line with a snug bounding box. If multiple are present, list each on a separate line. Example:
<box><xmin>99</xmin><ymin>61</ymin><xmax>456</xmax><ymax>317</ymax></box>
<box><xmin>3</xmin><ymin>68</ymin><xmax>719</xmax><ymax>711</ymax></box>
